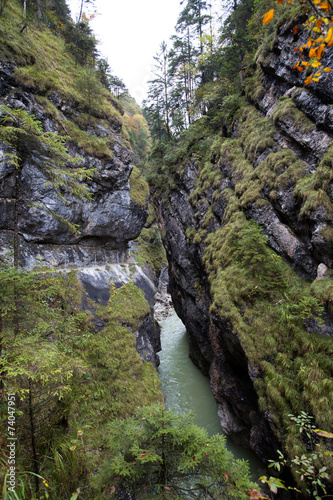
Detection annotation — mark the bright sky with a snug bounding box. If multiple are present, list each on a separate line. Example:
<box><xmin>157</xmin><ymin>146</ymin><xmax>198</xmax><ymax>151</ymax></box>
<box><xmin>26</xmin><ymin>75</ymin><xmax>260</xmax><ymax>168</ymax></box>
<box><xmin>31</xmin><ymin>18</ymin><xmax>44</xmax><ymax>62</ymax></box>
<box><xmin>68</xmin><ymin>0</ymin><xmax>183</xmax><ymax>104</ymax></box>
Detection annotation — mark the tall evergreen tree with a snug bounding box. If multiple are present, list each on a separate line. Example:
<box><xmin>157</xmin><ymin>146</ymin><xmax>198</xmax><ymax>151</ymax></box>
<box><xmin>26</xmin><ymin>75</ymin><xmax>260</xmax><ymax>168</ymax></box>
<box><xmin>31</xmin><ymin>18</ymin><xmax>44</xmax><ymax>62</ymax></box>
<box><xmin>148</xmin><ymin>41</ymin><xmax>172</xmax><ymax>139</ymax></box>
<box><xmin>218</xmin><ymin>0</ymin><xmax>255</xmax><ymax>86</ymax></box>
<box><xmin>0</xmin><ymin>105</ymin><xmax>94</xmax><ymax>332</ymax></box>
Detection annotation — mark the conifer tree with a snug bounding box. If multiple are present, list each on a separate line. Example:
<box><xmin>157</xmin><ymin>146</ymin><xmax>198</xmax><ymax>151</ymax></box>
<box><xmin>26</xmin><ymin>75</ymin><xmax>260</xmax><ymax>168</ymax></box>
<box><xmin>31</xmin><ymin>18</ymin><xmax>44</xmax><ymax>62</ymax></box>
<box><xmin>0</xmin><ymin>105</ymin><xmax>94</xmax><ymax>332</ymax></box>
<box><xmin>96</xmin><ymin>404</ymin><xmax>256</xmax><ymax>499</ymax></box>
<box><xmin>144</xmin><ymin>42</ymin><xmax>172</xmax><ymax>142</ymax></box>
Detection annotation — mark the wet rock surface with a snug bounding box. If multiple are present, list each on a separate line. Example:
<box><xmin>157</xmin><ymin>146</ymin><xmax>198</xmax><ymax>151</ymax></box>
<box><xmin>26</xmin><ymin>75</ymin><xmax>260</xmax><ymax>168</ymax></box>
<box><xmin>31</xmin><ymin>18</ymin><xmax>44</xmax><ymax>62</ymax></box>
<box><xmin>0</xmin><ymin>63</ymin><xmax>148</xmax><ymax>264</ymax></box>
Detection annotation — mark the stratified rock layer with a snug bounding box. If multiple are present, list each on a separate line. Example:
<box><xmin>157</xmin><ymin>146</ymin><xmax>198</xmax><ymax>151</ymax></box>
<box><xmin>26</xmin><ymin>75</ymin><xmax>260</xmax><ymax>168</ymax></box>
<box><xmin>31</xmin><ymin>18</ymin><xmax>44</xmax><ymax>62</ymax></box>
<box><xmin>0</xmin><ymin>61</ymin><xmax>148</xmax><ymax>267</ymax></box>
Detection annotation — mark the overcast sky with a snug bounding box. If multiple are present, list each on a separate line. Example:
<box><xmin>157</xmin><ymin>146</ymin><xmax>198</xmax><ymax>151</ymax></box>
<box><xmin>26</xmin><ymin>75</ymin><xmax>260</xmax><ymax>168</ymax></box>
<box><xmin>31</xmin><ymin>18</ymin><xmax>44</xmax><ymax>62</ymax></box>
<box><xmin>68</xmin><ymin>0</ymin><xmax>184</xmax><ymax>104</ymax></box>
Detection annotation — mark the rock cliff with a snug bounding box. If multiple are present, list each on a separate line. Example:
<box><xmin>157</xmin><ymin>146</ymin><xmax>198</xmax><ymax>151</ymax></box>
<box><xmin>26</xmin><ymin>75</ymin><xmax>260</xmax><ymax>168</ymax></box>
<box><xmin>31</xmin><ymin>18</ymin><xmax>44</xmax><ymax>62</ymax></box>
<box><xmin>0</xmin><ymin>61</ymin><xmax>147</xmax><ymax>268</ymax></box>
<box><xmin>0</xmin><ymin>60</ymin><xmax>161</xmax><ymax>364</ymax></box>
<box><xmin>154</xmin><ymin>19</ymin><xmax>333</xmax><ymax>469</ymax></box>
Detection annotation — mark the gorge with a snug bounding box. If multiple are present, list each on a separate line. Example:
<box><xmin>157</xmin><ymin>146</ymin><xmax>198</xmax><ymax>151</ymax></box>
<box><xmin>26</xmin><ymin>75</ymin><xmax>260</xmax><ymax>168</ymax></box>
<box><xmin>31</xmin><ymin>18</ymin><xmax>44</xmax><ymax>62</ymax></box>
<box><xmin>0</xmin><ymin>0</ymin><xmax>332</xmax><ymax>499</ymax></box>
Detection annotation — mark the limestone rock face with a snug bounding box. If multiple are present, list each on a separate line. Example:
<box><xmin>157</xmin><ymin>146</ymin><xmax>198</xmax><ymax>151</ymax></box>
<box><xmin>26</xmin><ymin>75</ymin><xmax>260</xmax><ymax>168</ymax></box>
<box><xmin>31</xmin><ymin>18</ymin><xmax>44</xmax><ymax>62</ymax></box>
<box><xmin>0</xmin><ymin>62</ymin><xmax>148</xmax><ymax>267</ymax></box>
<box><xmin>79</xmin><ymin>264</ymin><xmax>161</xmax><ymax>368</ymax></box>
<box><xmin>154</xmin><ymin>22</ymin><xmax>333</xmax><ymax>464</ymax></box>
<box><xmin>0</xmin><ymin>62</ymin><xmax>160</xmax><ymax>366</ymax></box>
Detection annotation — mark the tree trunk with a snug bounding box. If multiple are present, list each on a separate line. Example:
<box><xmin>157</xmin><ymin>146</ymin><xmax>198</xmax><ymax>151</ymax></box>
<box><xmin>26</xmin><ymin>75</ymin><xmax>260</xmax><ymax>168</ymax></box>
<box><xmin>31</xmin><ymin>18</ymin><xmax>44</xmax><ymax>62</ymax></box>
<box><xmin>14</xmin><ymin>167</ymin><xmax>20</xmax><ymax>336</ymax></box>
<box><xmin>29</xmin><ymin>381</ymin><xmax>40</xmax><ymax>497</ymax></box>
<box><xmin>36</xmin><ymin>0</ymin><xmax>42</xmax><ymax>18</ymax></box>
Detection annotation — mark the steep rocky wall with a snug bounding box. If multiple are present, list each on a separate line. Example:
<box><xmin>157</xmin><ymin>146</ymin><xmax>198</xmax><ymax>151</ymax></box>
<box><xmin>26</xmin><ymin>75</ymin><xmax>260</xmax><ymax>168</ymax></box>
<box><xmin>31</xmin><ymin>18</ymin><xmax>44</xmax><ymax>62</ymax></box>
<box><xmin>79</xmin><ymin>263</ymin><xmax>161</xmax><ymax>367</ymax></box>
<box><xmin>0</xmin><ymin>61</ymin><xmax>147</xmax><ymax>268</ymax></box>
<box><xmin>0</xmin><ymin>61</ymin><xmax>161</xmax><ymax>364</ymax></box>
<box><xmin>155</xmin><ymin>21</ymin><xmax>333</xmax><ymax>467</ymax></box>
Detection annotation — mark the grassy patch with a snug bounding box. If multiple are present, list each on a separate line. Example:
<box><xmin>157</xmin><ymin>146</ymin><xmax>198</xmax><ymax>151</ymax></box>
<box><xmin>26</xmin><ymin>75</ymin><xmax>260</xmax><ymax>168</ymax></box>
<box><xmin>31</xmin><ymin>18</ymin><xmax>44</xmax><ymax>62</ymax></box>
<box><xmin>129</xmin><ymin>165</ymin><xmax>149</xmax><ymax>208</ymax></box>
<box><xmin>203</xmin><ymin>215</ymin><xmax>333</xmax><ymax>483</ymax></box>
<box><xmin>294</xmin><ymin>145</ymin><xmax>333</xmax><ymax>218</ymax></box>
<box><xmin>137</xmin><ymin>226</ymin><xmax>167</xmax><ymax>274</ymax></box>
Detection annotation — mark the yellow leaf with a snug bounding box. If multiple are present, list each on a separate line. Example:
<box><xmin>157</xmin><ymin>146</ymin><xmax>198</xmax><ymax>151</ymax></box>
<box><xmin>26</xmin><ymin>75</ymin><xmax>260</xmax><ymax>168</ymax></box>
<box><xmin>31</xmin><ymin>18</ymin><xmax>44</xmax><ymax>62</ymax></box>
<box><xmin>315</xmin><ymin>71</ymin><xmax>322</xmax><ymax>76</ymax></box>
<box><xmin>324</xmin><ymin>66</ymin><xmax>332</xmax><ymax>72</ymax></box>
<box><xmin>314</xmin><ymin>429</ymin><xmax>333</xmax><ymax>438</ymax></box>
<box><xmin>312</xmin><ymin>77</ymin><xmax>320</xmax><ymax>81</ymax></box>
<box><xmin>263</xmin><ymin>9</ymin><xmax>274</xmax><ymax>25</ymax></box>
<box><xmin>312</xmin><ymin>60</ymin><xmax>321</xmax><ymax>67</ymax></box>
<box><xmin>325</xmin><ymin>27</ymin><xmax>333</xmax><ymax>43</ymax></box>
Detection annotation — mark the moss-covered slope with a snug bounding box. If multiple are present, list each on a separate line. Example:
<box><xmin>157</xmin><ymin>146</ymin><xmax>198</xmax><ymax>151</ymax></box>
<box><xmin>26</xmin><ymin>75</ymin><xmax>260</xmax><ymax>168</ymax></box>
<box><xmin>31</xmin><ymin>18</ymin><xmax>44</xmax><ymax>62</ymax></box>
<box><xmin>151</xmin><ymin>7</ymin><xmax>333</xmax><ymax>496</ymax></box>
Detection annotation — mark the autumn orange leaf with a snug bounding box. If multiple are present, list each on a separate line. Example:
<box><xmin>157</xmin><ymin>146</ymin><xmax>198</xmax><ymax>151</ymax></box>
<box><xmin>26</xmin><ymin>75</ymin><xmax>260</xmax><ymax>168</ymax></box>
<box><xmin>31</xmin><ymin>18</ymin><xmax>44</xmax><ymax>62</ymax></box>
<box><xmin>263</xmin><ymin>9</ymin><xmax>274</xmax><ymax>24</ymax></box>
<box><xmin>245</xmin><ymin>488</ymin><xmax>270</xmax><ymax>499</ymax></box>
<box><xmin>293</xmin><ymin>25</ymin><xmax>299</xmax><ymax>34</ymax></box>
<box><xmin>309</xmin><ymin>47</ymin><xmax>318</xmax><ymax>57</ymax></box>
<box><xmin>316</xmin><ymin>43</ymin><xmax>326</xmax><ymax>58</ymax></box>
<box><xmin>277</xmin><ymin>0</ymin><xmax>284</xmax><ymax>3</ymax></box>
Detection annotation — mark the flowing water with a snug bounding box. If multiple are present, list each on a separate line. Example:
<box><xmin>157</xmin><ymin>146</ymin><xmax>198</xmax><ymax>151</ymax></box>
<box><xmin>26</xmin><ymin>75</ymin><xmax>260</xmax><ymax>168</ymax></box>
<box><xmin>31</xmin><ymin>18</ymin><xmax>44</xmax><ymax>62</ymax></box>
<box><xmin>158</xmin><ymin>311</ymin><xmax>266</xmax><ymax>480</ymax></box>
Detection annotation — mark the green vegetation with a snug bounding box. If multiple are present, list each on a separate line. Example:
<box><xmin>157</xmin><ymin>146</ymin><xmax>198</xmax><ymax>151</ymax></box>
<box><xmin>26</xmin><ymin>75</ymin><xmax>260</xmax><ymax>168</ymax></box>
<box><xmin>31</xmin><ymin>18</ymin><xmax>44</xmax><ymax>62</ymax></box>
<box><xmin>120</xmin><ymin>94</ymin><xmax>152</xmax><ymax>171</ymax></box>
<box><xmin>137</xmin><ymin>225</ymin><xmax>168</xmax><ymax>273</ymax></box>
<box><xmin>146</xmin><ymin>0</ymin><xmax>333</xmax><ymax>496</ymax></box>
<box><xmin>0</xmin><ymin>267</ymin><xmax>162</xmax><ymax>499</ymax></box>
<box><xmin>94</xmin><ymin>404</ymin><xmax>256</xmax><ymax>499</ymax></box>
<box><xmin>0</xmin><ymin>0</ymin><xmax>123</xmax><ymax>159</ymax></box>
<box><xmin>1</xmin><ymin>0</ymin><xmax>332</xmax><ymax>498</ymax></box>
<box><xmin>129</xmin><ymin>165</ymin><xmax>150</xmax><ymax>208</ymax></box>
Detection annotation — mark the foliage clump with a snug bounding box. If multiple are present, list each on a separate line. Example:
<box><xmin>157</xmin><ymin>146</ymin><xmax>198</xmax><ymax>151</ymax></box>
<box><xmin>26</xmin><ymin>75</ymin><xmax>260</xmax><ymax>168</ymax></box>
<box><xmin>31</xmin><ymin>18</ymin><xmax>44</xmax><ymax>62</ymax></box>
<box><xmin>94</xmin><ymin>404</ymin><xmax>257</xmax><ymax>499</ymax></box>
<box><xmin>0</xmin><ymin>268</ymin><xmax>162</xmax><ymax>499</ymax></box>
